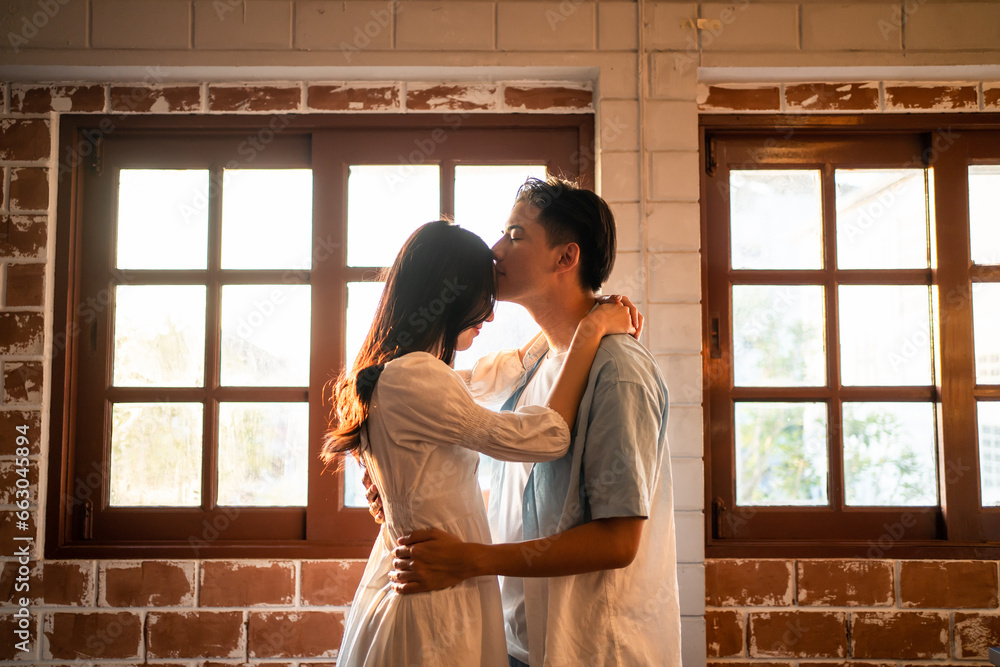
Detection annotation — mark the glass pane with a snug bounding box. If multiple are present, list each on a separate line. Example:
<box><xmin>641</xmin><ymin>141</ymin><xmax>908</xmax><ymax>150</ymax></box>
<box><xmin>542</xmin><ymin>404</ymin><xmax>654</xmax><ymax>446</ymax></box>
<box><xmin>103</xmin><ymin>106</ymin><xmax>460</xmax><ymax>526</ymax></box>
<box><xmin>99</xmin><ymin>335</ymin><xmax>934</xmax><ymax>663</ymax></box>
<box><xmin>839</xmin><ymin>285</ymin><xmax>932</xmax><ymax>386</ymax></box>
<box><xmin>344</xmin><ymin>454</ymin><xmax>368</xmax><ymax>508</ymax></box>
<box><xmin>220</xmin><ymin>285</ymin><xmax>311</xmax><ymax>387</ymax></box>
<box><xmin>733</xmin><ymin>285</ymin><xmax>826</xmax><ymax>387</ymax></box>
<box><xmin>455</xmin><ymin>165</ymin><xmax>548</xmax><ymax>247</ymax></box>
<box><xmin>836</xmin><ymin>169</ymin><xmax>929</xmax><ymax>269</ymax></box>
<box><xmin>979</xmin><ymin>402</ymin><xmax>1000</xmax><ymax>507</ymax></box>
<box><xmin>730</xmin><ymin>170</ymin><xmax>823</xmax><ymax>270</ymax></box>
<box><xmin>221</xmin><ymin>169</ymin><xmax>313</xmax><ymax>270</ymax></box>
<box><xmin>110</xmin><ymin>403</ymin><xmax>202</xmax><ymax>506</ymax></box>
<box><xmin>347</xmin><ymin>165</ymin><xmax>440</xmax><ymax>267</ymax></box>
<box><xmin>116</xmin><ymin>170</ymin><xmax>209</xmax><ymax>270</ymax></box>
<box><xmin>969</xmin><ymin>165</ymin><xmax>1000</xmax><ymax>265</ymax></box>
<box><xmin>735</xmin><ymin>402</ymin><xmax>828</xmax><ymax>506</ymax></box>
<box><xmin>973</xmin><ymin>283</ymin><xmax>1000</xmax><ymax>384</ymax></box>
<box><xmin>217</xmin><ymin>402</ymin><xmax>308</xmax><ymax>506</ymax></box>
<box><xmin>346</xmin><ymin>282</ymin><xmax>385</xmax><ymax>370</ymax></box>
<box><xmin>112</xmin><ymin>285</ymin><xmax>206</xmax><ymax>387</ymax></box>
<box><xmin>843</xmin><ymin>402</ymin><xmax>937</xmax><ymax>506</ymax></box>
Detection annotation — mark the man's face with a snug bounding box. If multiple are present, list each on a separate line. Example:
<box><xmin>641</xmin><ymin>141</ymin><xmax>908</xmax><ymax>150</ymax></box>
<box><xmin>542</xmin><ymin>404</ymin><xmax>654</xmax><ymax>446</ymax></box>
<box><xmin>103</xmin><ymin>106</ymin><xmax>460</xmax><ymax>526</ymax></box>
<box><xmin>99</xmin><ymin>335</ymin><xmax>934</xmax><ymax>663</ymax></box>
<box><xmin>492</xmin><ymin>201</ymin><xmax>559</xmax><ymax>305</ymax></box>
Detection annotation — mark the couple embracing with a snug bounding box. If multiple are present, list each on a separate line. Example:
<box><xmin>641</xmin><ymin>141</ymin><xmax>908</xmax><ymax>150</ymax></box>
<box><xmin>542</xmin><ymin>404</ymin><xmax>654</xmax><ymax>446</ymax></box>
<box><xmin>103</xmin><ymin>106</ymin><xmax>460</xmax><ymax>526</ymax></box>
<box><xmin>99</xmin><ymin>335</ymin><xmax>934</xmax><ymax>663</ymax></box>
<box><xmin>324</xmin><ymin>178</ymin><xmax>682</xmax><ymax>666</ymax></box>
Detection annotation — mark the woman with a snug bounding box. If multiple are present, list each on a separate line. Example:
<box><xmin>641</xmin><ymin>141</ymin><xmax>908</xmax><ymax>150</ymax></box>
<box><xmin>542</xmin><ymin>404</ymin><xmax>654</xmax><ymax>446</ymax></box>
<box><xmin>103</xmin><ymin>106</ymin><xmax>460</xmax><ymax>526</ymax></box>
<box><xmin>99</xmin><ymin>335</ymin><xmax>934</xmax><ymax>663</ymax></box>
<box><xmin>324</xmin><ymin>220</ymin><xmax>633</xmax><ymax>666</ymax></box>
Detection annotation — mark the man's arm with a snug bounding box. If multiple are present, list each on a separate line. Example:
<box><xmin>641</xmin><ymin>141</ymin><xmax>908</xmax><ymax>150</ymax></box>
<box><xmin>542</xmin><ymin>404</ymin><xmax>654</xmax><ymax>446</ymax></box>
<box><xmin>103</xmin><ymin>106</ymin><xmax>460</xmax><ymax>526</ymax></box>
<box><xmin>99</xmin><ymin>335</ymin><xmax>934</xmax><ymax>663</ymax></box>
<box><xmin>388</xmin><ymin>517</ymin><xmax>644</xmax><ymax>595</ymax></box>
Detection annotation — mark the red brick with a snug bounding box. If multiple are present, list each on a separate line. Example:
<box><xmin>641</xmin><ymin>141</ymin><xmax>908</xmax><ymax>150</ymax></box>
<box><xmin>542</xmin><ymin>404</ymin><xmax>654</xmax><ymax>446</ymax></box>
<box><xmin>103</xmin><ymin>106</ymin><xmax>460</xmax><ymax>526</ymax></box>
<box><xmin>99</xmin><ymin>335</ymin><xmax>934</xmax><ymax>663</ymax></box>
<box><xmin>5</xmin><ymin>263</ymin><xmax>45</xmax><ymax>308</ymax></box>
<box><xmin>0</xmin><ymin>216</ymin><xmax>47</xmax><ymax>259</ymax></box>
<box><xmin>100</xmin><ymin>561</ymin><xmax>194</xmax><ymax>607</ymax></box>
<box><xmin>9</xmin><ymin>167</ymin><xmax>49</xmax><ymax>212</ymax></box>
<box><xmin>985</xmin><ymin>84</ymin><xmax>1000</xmax><ymax>110</ymax></box>
<box><xmin>43</xmin><ymin>611</ymin><xmax>142</xmax><ymax>660</ymax></box>
<box><xmin>709</xmin><ymin>663</ymin><xmax>791</xmax><ymax>667</ymax></box>
<box><xmin>707</xmin><ymin>609</ymin><xmax>745</xmax><ymax>657</ymax></box>
<box><xmin>785</xmin><ymin>82</ymin><xmax>880</xmax><ymax>111</ymax></box>
<box><xmin>885</xmin><ymin>84</ymin><xmax>978</xmax><ymax>111</ymax></box>
<box><xmin>406</xmin><ymin>83</ymin><xmax>499</xmax><ymax>111</ymax></box>
<box><xmin>748</xmin><ymin>611</ymin><xmax>847</xmax><ymax>658</ymax></box>
<box><xmin>955</xmin><ymin>612</ymin><xmax>1000</xmax><ymax>659</ymax></box>
<box><xmin>851</xmin><ymin>611</ymin><xmax>949</xmax><ymax>660</ymax></box>
<box><xmin>300</xmin><ymin>560</ymin><xmax>366</xmax><ymax>606</ymax></box>
<box><xmin>307</xmin><ymin>84</ymin><xmax>400</xmax><ymax>111</ymax></box>
<box><xmin>503</xmin><ymin>86</ymin><xmax>593</xmax><ymax>111</ymax></box>
<box><xmin>0</xmin><ymin>119</ymin><xmax>50</xmax><ymax>161</ymax></box>
<box><xmin>200</xmin><ymin>561</ymin><xmax>294</xmax><ymax>606</ymax></box>
<box><xmin>900</xmin><ymin>560</ymin><xmax>999</xmax><ymax>608</ymax></box>
<box><xmin>3</xmin><ymin>361</ymin><xmax>43</xmax><ymax>405</ymax></box>
<box><xmin>0</xmin><ymin>611</ymin><xmax>36</xmax><ymax>660</ymax></box>
<box><xmin>110</xmin><ymin>85</ymin><xmax>202</xmax><ymax>113</ymax></box>
<box><xmin>0</xmin><ymin>459</ymin><xmax>38</xmax><ymax>504</ymax></box>
<box><xmin>0</xmin><ymin>312</ymin><xmax>44</xmax><ymax>354</ymax></box>
<box><xmin>706</xmin><ymin>559</ymin><xmax>793</xmax><ymax>606</ymax></box>
<box><xmin>208</xmin><ymin>86</ymin><xmax>301</xmax><ymax>112</ymax></box>
<box><xmin>11</xmin><ymin>85</ymin><xmax>105</xmax><ymax>113</ymax></box>
<box><xmin>0</xmin><ymin>410</ymin><xmax>41</xmax><ymax>456</ymax></box>
<box><xmin>36</xmin><ymin>562</ymin><xmax>94</xmax><ymax>606</ymax></box>
<box><xmin>248</xmin><ymin>610</ymin><xmax>345</xmax><ymax>659</ymax></box>
<box><xmin>0</xmin><ymin>511</ymin><xmax>36</xmax><ymax>550</ymax></box>
<box><xmin>147</xmin><ymin>611</ymin><xmax>244</xmax><ymax>659</ymax></box>
<box><xmin>797</xmin><ymin>560</ymin><xmax>894</xmax><ymax>606</ymax></box>
<box><xmin>699</xmin><ymin>85</ymin><xmax>781</xmax><ymax>112</ymax></box>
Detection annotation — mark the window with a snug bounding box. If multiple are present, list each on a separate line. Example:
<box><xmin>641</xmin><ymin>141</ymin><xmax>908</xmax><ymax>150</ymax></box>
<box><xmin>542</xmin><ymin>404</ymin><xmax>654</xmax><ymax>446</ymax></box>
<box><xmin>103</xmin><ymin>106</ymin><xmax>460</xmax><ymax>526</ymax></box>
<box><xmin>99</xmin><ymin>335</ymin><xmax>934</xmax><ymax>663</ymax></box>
<box><xmin>48</xmin><ymin>114</ymin><xmax>593</xmax><ymax>558</ymax></box>
<box><xmin>703</xmin><ymin>115</ymin><xmax>1000</xmax><ymax>557</ymax></box>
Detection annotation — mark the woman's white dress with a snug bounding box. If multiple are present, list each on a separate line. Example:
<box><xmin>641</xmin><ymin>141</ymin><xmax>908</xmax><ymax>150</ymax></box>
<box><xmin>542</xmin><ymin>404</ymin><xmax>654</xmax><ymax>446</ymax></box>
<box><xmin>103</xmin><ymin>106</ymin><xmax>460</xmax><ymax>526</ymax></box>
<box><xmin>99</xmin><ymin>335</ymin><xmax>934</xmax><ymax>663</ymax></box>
<box><xmin>337</xmin><ymin>351</ymin><xmax>569</xmax><ymax>667</ymax></box>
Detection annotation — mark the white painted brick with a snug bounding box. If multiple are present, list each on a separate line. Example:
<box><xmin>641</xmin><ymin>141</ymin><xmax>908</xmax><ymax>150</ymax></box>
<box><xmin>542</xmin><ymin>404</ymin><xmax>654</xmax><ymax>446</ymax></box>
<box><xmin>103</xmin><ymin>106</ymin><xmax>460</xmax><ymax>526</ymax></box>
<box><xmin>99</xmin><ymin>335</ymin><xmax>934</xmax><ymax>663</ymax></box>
<box><xmin>648</xmin><ymin>202</ymin><xmax>701</xmax><ymax>251</ymax></box>
<box><xmin>648</xmin><ymin>303</ymin><xmax>701</xmax><ymax>352</ymax></box>
<box><xmin>194</xmin><ymin>0</ymin><xmax>291</xmax><ymax>50</ymax></box>
<box><xmin>295</xmin><ymin>1</ymin><xmax>395</xmax><ymax>52</ymax></box>
<box><xmin>681</xmin><ymin>616</ymin><xmax>708</xmax><ymax>667</ymax></box>
<box><xmin>678</xmin><ymin>562</ymin><xmax>706</xmax><ymax>616</ymax></box>
<box><xmin>396</xmin><ymin>2</ymin><xmax>493</xmax><ymax>51</ymax></box>
<box><xmin>9</xmin><ymin>0</ymin><xmax>88</xmax><ymax>49</ymax></box>
<box><xmin>650</xmin><ymin>51</ymin><xmax>699</xmax><ymax>100</ymax></box>
<box><xmin>646</xmin><ymin>2</ymin><xmax>697</xmax><ymax>50</ymax></box>
<box><xmin>650</xmin><ymin>151</ymin><xmax>700</xmax><ymax>201</ymax></box>
<box><xmin>598</xmin><ymin>2</ymin><xmax>637</xmax><ymax>51</ymax></box>
<box><xmin>599</xmin><ymin>53</ymin><xmax>639</xmax><ymax>98</ymax></box>
<box><xmin>645</xmin><ymin>100</ymin><xmax>699</xmax><ymax>151</ymax></box>
<box><xmin>906</xmin><ymin>2</ymin><xmax>1000</xmax><ymax>51</ymax></box>
<box><xmin>672</xmin><ymin>457</ymin><xmax>704</xmax><ymax>511</ymax></box>
<box><xmin>802</xmin><ymin>3</ymin><xmax>902</xmax><ymax>52</ymax></box>
<box><xmin>674</xmin><ymin>510</ymin><xmax>705</xmax><ymax>563</ymax></box>
<box><xmin>659</xmin><ymin>353</ymin><xmax>703</xmax><ymax>406</ymax></box>
<box><xmin>497</xmin><ymin>1</ymin><xmax>595</xmax><ymax>52</ymax></box>
<box><xmin>599</xmin><ymin>151</ymin><xmax>640</xmax><ymax>202</ymax></box>
<box><xmin>667</xmin><ymin>404</ymin><xmax>704</xmax><ymax>458</ymax></box>
<box><xmin>605</xmin><ymin>250</ymin><xmax>644</xmax><ymax>305</ymax></box>
<box><xmin>609</xmin><ymin>201</ymin><xmax>640</xmax><ymax>252</ymax></box>
<box><xmin>93</xmin><ymin>0</ymin><xmax>190</xmax><ymax>49</ymax></box>
<box><xmin>650</xmin><ymin>251</ymin><xmax>701</xmax><ymax>303</ymax></box>
<box><xmin>598</xmin><ymin>99</ymin><xmax>638</xmax><ymax>152</ymax></box>
<box><xmin>699</xmin><ymin>2</ymin><xmax>799</xmax><ymax>52</ymax></box>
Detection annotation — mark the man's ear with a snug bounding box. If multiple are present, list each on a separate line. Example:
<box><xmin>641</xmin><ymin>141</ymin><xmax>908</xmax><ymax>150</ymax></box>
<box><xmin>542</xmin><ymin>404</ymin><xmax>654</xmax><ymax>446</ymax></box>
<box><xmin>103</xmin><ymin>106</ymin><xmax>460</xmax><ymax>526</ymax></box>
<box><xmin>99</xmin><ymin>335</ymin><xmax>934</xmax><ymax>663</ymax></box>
<box><xmin>553</xmin><ymin>242</ymin><xmax>581</xmax><ymax>276</ymax></box>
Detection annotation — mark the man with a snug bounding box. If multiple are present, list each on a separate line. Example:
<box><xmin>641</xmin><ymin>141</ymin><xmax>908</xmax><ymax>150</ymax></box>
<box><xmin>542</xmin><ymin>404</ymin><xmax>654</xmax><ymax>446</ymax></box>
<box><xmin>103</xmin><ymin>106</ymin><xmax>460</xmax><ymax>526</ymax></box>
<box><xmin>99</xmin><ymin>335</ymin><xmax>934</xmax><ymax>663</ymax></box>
<box><xmin>370</xmin><ymin>178</ymin><xmax>682</xmax><ymax>666</ymax></box>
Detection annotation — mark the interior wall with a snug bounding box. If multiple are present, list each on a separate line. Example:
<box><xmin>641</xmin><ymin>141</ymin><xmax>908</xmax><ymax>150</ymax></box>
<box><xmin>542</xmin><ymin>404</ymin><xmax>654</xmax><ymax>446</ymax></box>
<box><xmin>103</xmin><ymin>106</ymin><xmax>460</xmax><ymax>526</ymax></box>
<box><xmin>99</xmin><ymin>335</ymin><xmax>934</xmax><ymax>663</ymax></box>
<box><xmin>1</xmin><ymin>0</ymin><xmax>999</xmax><ymax>664</ymax></box>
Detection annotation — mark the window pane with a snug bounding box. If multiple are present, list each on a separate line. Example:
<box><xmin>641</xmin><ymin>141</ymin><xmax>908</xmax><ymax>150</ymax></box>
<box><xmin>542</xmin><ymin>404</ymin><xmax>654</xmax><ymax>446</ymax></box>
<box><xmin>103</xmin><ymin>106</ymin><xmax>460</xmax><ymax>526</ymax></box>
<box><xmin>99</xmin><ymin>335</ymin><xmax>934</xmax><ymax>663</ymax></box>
<box><xmin>344</xmin><ymin>454</ymin><xmax>368</xmax><ymax>508</ymax></box>
<box><xmin>112</xmin><ymin>285</ymin><xmax>206</xmax><ymax>387</ymax></box>
<box><xmin>730</xmin><ymin>170</ymin><xmax>823</xmax><ymax>270</ymax></box>
<box><xmin>979</xmin><ymin>402</ymin><xmax>1000</xmax><ymax>507</ymax></box>
<box><xmin>839</xmin><ymin>285</ymin><xmax>932</xmax><ymax>386</ymax></box>
<box><xmin>347</xmin><ymin>165</ymin><xmax>440</xmax><ymax>267</ymax></box>
<box><xmin>116</xmin><ymin>169</ymin><xmax>209</xmax><ymax>270</ymax></box>
<box><xmin>217</xmin><ymin>402</ymin><xmax>308</xmax><ymax>506</ymax></box>
<box><xmin>735</xmin><ymin>402</ymin><xmax>828</xmax><ymax>506</ymax></box>
<box><xmin>836</xmin><ymin>169</ymin><xmax>929</xmax><ymax>269</ymax></box>
<box><xmin>346</xmin><ymin>282</ymin><xmax>385</xmax><ymax>370</ymax></box>
<box><xmin>455</xmin><ymin>164</ymin><xmax>548</xmax><ymax>247</ymax></box>
<box><xmin>969</xmin><ymin>165</ymin><xmax>1000</xmax><ymax>265</ymax></box>
<box><xmin>733</xmin><ymin>285</ymin><xmax>826</xmax><ymax>387</ymax></box>
<box><xmin>973</xmin><ymin>283</ymin><xmax>1000</xmax><ymax>384</ymax></box>
<box><xmin>220</xmin><ymin>285</ymin><xmax>311</xmax><ymax>387</ymax></box>
<box><xmin>221</xmin><ymin>169</ymin><xmax>314</xmax><ymax>270</ymax></box>
<box><xmin>843</xmin><ymin>402</ymin><xmax>937</xmax><ymax>506</ymax></box>
<box><xmin>110</xmin><ymin>403</ymin><xmax>202</xmax><ymax>506</ymax></box>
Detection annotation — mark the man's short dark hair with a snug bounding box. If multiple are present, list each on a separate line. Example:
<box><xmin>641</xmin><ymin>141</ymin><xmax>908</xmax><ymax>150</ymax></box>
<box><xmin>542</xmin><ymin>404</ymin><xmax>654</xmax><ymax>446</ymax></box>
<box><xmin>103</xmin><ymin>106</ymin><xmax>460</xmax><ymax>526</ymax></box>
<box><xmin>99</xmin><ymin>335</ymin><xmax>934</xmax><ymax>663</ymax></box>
<box><xmin>515</xmin><ymin>177</ymin><xmax>616</xmax><ymax>291</ymax></box>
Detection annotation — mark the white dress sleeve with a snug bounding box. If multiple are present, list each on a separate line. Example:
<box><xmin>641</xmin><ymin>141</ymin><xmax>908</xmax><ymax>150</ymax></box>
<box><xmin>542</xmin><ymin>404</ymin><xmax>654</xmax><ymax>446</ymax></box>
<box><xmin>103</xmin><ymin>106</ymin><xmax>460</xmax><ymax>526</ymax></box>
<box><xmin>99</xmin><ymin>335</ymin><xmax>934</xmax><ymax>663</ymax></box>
<box><xmin>455</xmin><ymin>348</ymin><xmax>527</xmax><ymax>404</ymax></box>
<box><xmin>374</xmin><ymin>352</ymin><xmax>570</xmax><ymax>463</ymax></box>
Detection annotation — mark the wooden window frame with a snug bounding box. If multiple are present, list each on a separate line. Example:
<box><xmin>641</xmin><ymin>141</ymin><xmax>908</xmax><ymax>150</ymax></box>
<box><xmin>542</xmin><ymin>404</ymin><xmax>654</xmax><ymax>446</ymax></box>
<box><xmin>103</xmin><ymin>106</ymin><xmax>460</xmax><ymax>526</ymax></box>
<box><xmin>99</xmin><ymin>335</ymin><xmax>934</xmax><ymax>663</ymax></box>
<box><xmin>702</xmin><ymin>113</ymin><xmax>1000</xmax><ymax>559</ymax></box>
<box><xmin>47</xmin><ymin>113</ymin><xmax>594</xmax><ymax>559</ymax></box>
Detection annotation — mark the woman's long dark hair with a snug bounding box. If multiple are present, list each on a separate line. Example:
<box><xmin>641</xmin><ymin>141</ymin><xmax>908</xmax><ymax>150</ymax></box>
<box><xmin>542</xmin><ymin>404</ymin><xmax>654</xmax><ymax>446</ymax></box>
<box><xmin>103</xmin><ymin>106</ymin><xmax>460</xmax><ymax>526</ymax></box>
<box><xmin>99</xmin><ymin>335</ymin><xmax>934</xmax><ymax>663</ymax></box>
<box><xmin>322</xmin><ymin>220</ymin><xmax>496</xmax><ymax>461</ymax></box>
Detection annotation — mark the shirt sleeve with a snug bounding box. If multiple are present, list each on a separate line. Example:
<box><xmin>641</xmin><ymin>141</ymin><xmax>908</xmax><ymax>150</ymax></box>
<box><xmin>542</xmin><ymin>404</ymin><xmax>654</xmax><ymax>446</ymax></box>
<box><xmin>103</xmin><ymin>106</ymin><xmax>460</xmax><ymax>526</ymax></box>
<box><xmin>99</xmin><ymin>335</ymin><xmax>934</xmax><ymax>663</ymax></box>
<box><xmin>375</xmin><ymin>353</ymin><xmax>571</xmax><ymax>463</ymax></box>
<box><xmin>581</xmin><ymin>374</ymin><xmax>665</xmax><ymax>520</ymax></box>
<box><xmin>455</xmin><ymin>347</ymin><xmax>526</xmax><ymax>404</ymax></box>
